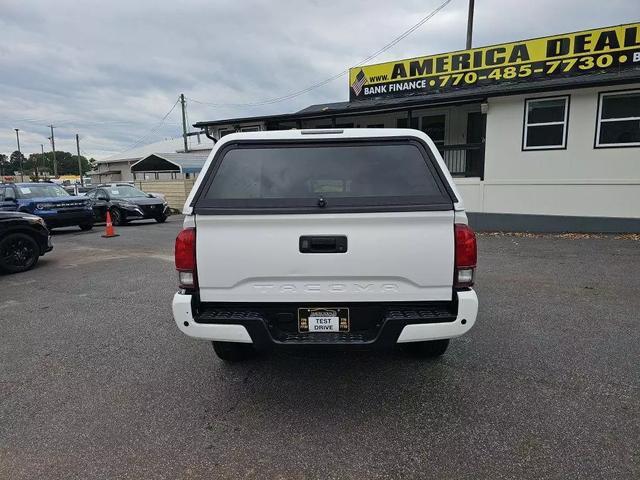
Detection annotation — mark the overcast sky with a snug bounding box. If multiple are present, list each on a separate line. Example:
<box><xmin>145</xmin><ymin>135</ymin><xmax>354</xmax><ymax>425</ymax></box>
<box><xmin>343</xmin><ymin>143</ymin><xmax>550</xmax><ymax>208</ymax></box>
<box><xmin>1</xmin><ymin>0</ymin><xmax>637</xmax><ymax>159</ymax></box>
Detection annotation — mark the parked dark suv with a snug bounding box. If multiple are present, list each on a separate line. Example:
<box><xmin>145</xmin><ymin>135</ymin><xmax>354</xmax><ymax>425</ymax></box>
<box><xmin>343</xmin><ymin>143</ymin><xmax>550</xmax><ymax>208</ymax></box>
<box><xmin>0</xmin><ymin>211</ymin><xmax>53</xmax><ymax>273</ymax></box>
<box><xmin>0</xmin><ymin>182</ymin><xmax>94</xmax><ymax>230</ymax></box>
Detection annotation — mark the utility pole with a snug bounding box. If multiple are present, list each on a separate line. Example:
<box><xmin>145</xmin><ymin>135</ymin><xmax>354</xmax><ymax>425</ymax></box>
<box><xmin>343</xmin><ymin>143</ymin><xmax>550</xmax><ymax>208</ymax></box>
<box><xmin>76</xmin><ymin>133</ymin><xmax>83</xmax><ymax>186</ymax></box>
<box><xmin>466</xmin><ymin>0</ymin><xmax>475</xmax><ymax>50</ymax></box>
<box><xmin>48</xmin><ymin>125</ymin><xmax>58</xmax><ymax>177</ymax></box>
<box><xmin>180</xmin><ymin>93</ymin><xmax>189</xmax><ymax>152</ymax></box>
<box><xmin>14</xmin><ymin>128</ymin><xmax>24</xmax><ymax>182</ymax></box>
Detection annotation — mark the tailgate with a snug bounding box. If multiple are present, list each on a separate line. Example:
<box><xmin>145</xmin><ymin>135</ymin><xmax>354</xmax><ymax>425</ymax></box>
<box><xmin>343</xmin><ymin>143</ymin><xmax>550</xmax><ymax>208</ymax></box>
<box><xmin>195</xmin><ymin>211</ymin><xmax>454</xmax><ymax>302</ymax></box>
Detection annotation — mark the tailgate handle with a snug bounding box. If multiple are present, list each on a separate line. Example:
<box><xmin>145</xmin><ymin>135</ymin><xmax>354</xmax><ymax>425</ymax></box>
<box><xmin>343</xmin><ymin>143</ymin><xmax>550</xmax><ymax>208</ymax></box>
<box><xmin>299</xmin><ymin>235</ymin><xmax>347</xmax><ymax>253</ymax></box>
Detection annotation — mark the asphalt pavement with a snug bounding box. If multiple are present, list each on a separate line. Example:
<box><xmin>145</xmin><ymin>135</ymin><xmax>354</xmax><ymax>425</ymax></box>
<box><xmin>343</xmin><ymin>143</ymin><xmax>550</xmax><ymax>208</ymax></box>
<box><xmin>1</xmin><ymin>217</ymin><xmax>638</xmax><ymax>479</ymax></box>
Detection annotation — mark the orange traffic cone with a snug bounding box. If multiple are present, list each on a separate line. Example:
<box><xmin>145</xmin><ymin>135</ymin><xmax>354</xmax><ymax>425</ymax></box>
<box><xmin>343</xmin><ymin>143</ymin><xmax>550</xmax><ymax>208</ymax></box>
<box><xmin>102</xmin><ymin>211</ymin><xmax>120</xmax><ymax>238</ymax></box>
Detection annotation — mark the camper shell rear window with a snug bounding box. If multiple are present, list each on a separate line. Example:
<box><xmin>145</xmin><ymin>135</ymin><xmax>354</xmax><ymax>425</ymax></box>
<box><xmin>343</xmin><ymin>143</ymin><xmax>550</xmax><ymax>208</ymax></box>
<box><xmin>192</xmin><ymin>139</ymin><xmax>455</xmax><ymax>214</ymax></box>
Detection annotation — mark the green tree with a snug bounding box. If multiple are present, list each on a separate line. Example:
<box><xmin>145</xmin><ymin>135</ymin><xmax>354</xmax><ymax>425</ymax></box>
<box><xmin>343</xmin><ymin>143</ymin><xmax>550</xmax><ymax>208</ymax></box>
<box><xmin>28</xmin><ymin>151</ymin><xmax>93</xmax><ymax>177</ymax></box>
<box><xmin>9</xmin><ymin>150</ymin><xmax>26</xmax><ymax>176</ymax></box>
<box><xmin>0</xmin><ymin>153</ymin><xmax>7</xmax><ymax>177</ymax></box>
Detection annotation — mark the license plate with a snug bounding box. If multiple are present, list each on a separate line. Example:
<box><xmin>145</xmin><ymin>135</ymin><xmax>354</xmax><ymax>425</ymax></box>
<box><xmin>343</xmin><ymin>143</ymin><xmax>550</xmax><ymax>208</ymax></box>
<box><xmin>298</xmin><ymin>307</ymin><xmax>349</xmax><ymax>333</ymax></box>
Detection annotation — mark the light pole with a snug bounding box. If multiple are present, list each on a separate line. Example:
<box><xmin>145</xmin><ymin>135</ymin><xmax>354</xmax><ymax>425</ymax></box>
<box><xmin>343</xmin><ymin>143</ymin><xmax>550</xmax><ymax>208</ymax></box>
<box><xmin>466</xmin><ymin>0</ymin><xmax>475</xmax><ymax>50</ymax></box>
<box><xmin>40</xmin><ymin>144</ymin><xmax>45</xmax><ymax>180</ymax></box>
<box><xmin>48</xmin><ymin>125</ymin><xmax>57</xmax><ymax>177</ymax></box>
<box><xmin>14</xmin><ymin>128</ymin><xmax>24</xmax><ymax>182</ymax></box>
<box><xmin>76</xmin><ymin>134</ymin><xmax>83</xmax><ymax>186</ymax></box>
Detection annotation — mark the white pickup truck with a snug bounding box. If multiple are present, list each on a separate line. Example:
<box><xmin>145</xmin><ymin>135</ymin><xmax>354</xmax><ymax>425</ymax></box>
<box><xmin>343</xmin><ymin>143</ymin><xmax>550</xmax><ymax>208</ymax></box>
<box><xmin>172</xmin><ymin>128</ymin><xmax>478</xmax><ymax>361</ymax></box>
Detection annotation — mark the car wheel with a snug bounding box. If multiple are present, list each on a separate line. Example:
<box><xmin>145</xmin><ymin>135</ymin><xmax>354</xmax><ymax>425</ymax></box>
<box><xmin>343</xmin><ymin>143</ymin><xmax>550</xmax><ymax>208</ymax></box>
<box><xmin>403</xmin><ymin>339</ymin><xmax>450</xmax><ymax>358</ymax></box>
<box><xmin>212</xmin><ymin>341</ymin><xmax>255</xmax><ymax>362</ymax></box>
<box><xmin>110</xmin><ymin>208</ymin><xmax>124</xmax><ymax>226</ymax></box>
<box><xmin>79</xmin><ymin>223</ymin><xmax>93</xmax><ymax>231</ymax></box>
<box><xmin>155</xmin><ymin>214</ymin><xmax>167</xmax><ymax>223</ymax></box>
<box><xmin>0</xmin><ymin>233</ymin><xmax>40</xmax><ymax>274</ymax></box>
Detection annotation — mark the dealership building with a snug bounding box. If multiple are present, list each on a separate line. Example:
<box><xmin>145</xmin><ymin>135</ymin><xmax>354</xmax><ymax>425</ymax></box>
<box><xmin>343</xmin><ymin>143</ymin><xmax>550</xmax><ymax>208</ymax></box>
<box><xmin>193</xmin><ymin>23</ymin><xmax>640</xmax><ymax>232</ymax></box>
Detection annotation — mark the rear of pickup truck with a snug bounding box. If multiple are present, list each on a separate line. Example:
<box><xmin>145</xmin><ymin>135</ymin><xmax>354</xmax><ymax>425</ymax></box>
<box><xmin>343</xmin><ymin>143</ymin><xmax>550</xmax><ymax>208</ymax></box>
<box><xmin>172</xmin><ymin>129</ymin><xmax>478</xmax><ymax>361</ymax></box>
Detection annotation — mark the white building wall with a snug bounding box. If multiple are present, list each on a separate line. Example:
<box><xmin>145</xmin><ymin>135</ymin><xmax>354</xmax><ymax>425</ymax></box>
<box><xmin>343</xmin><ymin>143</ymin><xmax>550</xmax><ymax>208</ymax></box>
<box><xmin>90</xmin><ymin>160</ymin><xmax>134</xmax><ymax>182</ymax></box>
<box><xmin>472</xmin><ymin>83</ymin><xmax>640</xmax><ymax>219</ymax></box>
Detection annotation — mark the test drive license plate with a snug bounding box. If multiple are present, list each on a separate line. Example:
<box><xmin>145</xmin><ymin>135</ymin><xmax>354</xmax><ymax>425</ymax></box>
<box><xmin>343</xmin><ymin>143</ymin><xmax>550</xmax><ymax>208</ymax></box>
<box><xmin>298</xmin><ymin>307</ymin><xmax>350</xmax><ymax>333</ymax></box>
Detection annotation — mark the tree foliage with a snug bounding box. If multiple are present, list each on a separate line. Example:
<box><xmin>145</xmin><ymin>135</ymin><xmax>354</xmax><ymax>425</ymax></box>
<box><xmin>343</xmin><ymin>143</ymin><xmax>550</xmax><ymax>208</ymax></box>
<box><xmin>3</xmin><ymin>151</ymin><xmax>26</xmax><ymax>176</ymax></box>
<box><xmin>29</xmin><ymin>151</ymin><xmax>95</xmax><ymax>175</ymax></box>
<box><xmin>0</xmin><ymin>153</ymin><xmax>8</xmax><ymax>176</ymax></box>
<box><xmin>0</xmin><ymin>150</ymin><xmax>95</xmax><ymax>177</ymax></box>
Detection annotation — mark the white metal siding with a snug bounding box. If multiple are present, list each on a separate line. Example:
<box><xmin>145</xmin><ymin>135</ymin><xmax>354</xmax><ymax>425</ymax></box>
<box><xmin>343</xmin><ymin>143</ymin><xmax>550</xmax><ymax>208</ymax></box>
<box><xmin>468</xmin><ymin>82</ymin><xmax>640</xmax><ymax>218</ymax></box>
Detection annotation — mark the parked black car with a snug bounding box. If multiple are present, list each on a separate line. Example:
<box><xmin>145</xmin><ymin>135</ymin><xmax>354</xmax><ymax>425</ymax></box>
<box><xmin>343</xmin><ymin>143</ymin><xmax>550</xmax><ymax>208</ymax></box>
<box><xmin>0</xmin><ymin>211</ymin><xmax>53</xmax><ymax>274</ymax></box>
<box><xmin>85</xmin><ymin>185</ymin><xmax>169</xmax><ymax>225</ymax></box>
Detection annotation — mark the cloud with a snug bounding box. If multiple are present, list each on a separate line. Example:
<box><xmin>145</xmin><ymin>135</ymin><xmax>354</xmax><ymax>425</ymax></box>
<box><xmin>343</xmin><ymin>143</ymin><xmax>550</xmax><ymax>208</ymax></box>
<box><xmin>0</xmin><ymin>0</ymin><xmax>637</xmax><ymax>158</ymax></box>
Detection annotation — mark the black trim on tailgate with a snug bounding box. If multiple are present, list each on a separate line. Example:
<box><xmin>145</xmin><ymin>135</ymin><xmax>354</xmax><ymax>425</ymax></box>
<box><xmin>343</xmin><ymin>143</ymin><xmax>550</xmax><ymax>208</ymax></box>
<box><xmin>192</xmin><ymin>300</ymin><xmax>458</xmax><ymax>349</ymax></box>
<box><xmin>191</xmin><ymin>137</ymin><xmax>457</xmax><ymax>215</ymax></box>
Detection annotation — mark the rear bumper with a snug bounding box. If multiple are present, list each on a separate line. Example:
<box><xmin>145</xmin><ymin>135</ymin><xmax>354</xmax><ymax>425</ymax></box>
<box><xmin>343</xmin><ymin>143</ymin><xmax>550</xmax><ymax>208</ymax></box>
<box><xmin>172</xmin><ymin>290</ymin><xmax>478</xmax><ymax>348</ymax></box>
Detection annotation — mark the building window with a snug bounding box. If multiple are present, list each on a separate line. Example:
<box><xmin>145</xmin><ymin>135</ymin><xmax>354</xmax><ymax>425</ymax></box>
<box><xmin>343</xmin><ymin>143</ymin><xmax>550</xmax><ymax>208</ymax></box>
<box><xmin>218</xmin><ymin>128</ymin><xmax>235</xmax><ymax>138</ymax></box>
<box><xmin>421</xmin><ymin>115</ymin><xmax>446</xmax><ymax>150</ymax></box>
<box><xmin>396</xmin><ymin>117</ymin><xmax>418</xmax><ymax>129</ymax></box>
<box><xmin>523</xmin><ymin>96</ymin><xmax>569</xmax><ymax>150</ymax></box>
<box><xmin>240</xmin><ymin>125</ymin><xmax>261</xmax><ymax>132</ymax></box>
<box><xmin>596</xmin><ymin>90</ymin><xmax>640</xmax><ymax>148</ymax></box>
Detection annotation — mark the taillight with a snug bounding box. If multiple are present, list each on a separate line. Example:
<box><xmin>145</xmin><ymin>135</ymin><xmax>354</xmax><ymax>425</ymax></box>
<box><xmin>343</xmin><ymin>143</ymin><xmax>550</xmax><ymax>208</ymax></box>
<box><xmin>454</xmin><ymin>223</ymin><xmax>477</xmax><ymax>287</ymax></box>
<box><xmin>175</xmin><ymin>228</ymin><xmax>197</xmax><ymax>289</ymax></box>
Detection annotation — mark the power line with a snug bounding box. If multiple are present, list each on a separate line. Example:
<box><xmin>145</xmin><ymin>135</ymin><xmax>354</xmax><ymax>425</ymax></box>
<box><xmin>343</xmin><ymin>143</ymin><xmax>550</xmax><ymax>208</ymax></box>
<box><xmin>353</xmin><ymin>0</ymin><xmax>453</xmax><ymax>66</ymax></box>
<box><xmin>187</xmin><ymin>0</ymin><xmax>453</xmax><ymax>108</ymax></box>
<box><xmin>105</xmin><ymin>99</ymin><xmax>180</xmax><ymax>158</ymax></box>
<box><xmin>8</xmin><ymin>116</ymin><xmax>141</xmax><ymax>127</ymax></box>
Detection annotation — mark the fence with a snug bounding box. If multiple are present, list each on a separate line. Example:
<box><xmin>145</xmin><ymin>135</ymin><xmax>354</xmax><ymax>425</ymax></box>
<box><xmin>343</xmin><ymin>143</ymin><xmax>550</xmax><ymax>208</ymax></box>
<box><xmin>442</xmin><ymin>143</ymin><xmax>485</xmax><ymax>179</ymax></box>
<box><xmin>134</xmin><ymin>179</ymin><xmax>195</xmax><ymax>211</ymax></box>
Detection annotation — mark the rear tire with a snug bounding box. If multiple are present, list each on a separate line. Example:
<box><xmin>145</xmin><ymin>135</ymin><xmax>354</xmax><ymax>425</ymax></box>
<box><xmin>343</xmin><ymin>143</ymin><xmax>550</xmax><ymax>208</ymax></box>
<box><xmin>404</xmin><ymin>339</ymin><xmax>450</xmax><ymax>358</ymax></box>
<box><xmin>0</xmin><ymin>233</ymin><xmax>40</xmax><ymax>274</ymax></box>
<box><xmin>79</xmin><ymin>223</ymin><xmax>93</xmax><ymax>231</ymax></box>
<box><xmin>212</xmin><ymin>341</ymin><xmax>255</xmax><ymax>362</ymax></box>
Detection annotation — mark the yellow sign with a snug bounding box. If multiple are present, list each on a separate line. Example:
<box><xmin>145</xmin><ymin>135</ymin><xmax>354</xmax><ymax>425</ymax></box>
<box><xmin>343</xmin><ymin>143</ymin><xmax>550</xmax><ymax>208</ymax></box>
<box><xmin>349</xmin><ymin>23</ymin><xmax>640</xmax><ymax>100</ymax></box>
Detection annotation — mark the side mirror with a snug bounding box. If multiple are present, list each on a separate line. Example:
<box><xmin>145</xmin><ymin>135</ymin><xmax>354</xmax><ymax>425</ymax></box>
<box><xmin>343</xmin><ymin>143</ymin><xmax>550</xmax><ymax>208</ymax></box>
<box><xmin>5</xmin><ymin>191</ymin><xmax>16</xmax><ymax>202</ymax></box>
<box><xmin>96</xmin><ymin>194</ymin><xmax>108</xmax><ymax>201</ymax></box>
